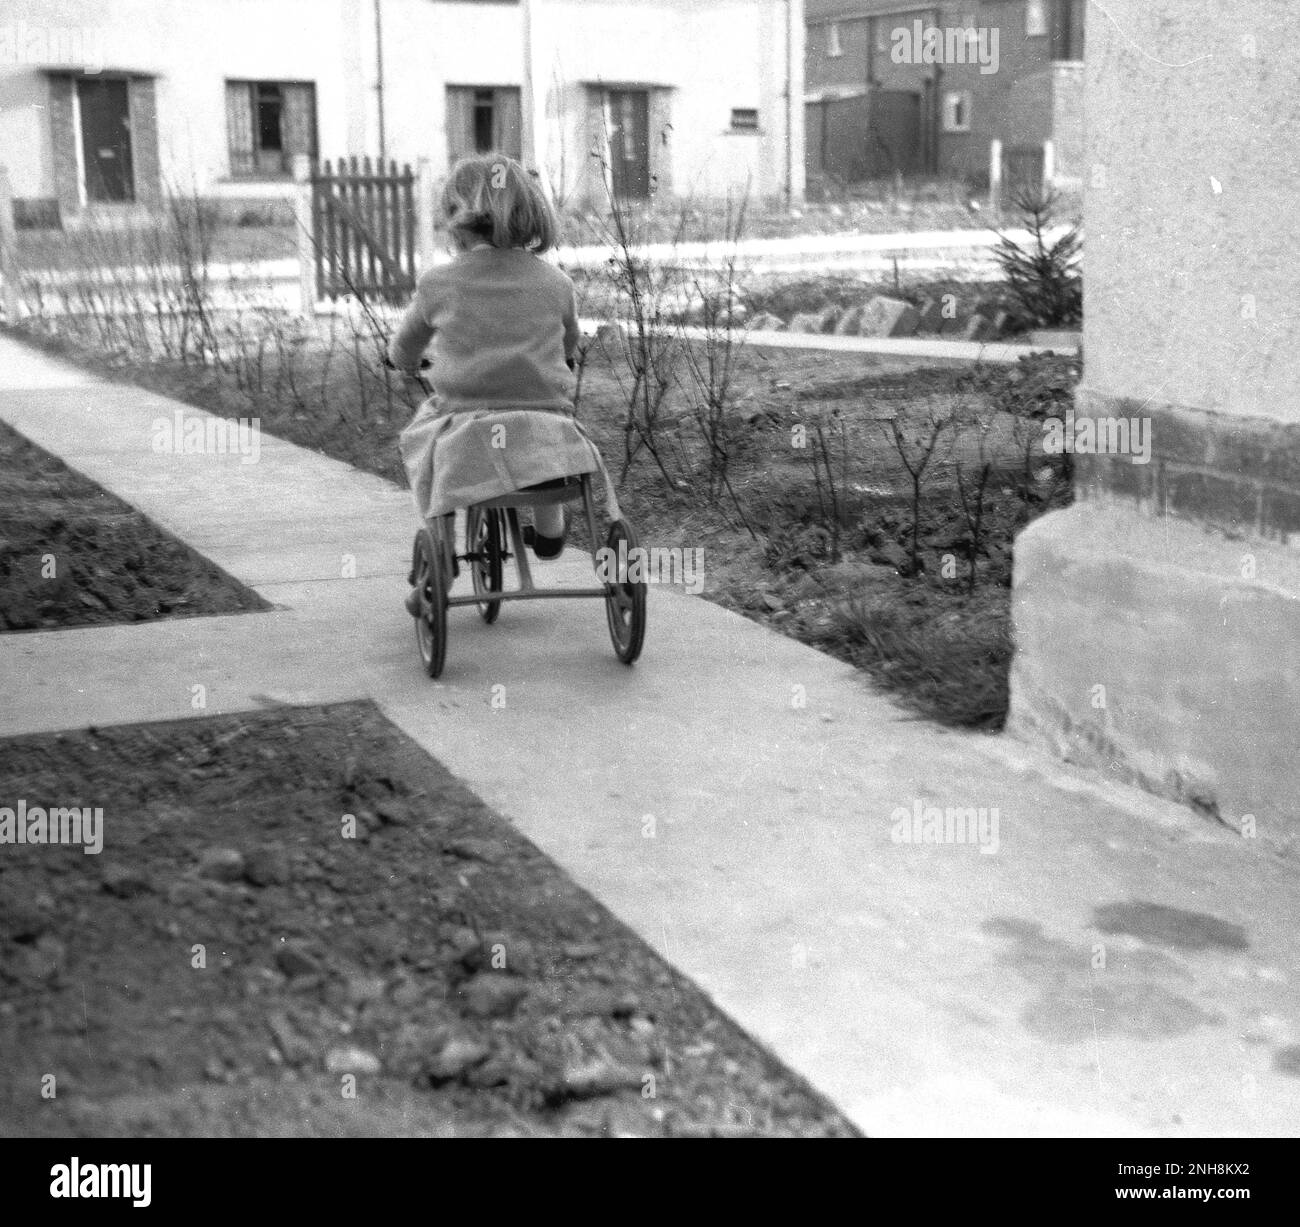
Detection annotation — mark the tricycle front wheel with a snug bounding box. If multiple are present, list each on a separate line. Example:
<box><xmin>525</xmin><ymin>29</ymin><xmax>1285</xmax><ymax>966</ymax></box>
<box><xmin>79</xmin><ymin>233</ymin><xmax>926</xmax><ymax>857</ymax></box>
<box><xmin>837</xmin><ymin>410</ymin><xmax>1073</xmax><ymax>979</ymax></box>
<box><xmin>467</xmin><ymin>505</ymin><xmax>505</xmax><ymax>625</ymax></box>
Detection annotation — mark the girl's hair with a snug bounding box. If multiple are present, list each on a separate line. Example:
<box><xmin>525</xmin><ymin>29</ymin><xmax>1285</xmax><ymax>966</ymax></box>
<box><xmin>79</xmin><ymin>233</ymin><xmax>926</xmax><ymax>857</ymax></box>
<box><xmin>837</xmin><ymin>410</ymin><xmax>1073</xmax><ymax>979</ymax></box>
<box><xmin>441</xmin><ymin>154</ymin><xmax>558</xmax><ymax>253</ymax></box>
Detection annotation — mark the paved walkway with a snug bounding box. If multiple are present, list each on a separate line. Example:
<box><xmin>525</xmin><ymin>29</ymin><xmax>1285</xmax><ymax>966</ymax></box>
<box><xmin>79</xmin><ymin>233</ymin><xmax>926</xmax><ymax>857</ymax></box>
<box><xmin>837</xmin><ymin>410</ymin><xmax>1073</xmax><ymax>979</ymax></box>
<box><xmin>1</xmin><ymin>335</ymin><xmax>1296</xmax><ymax>1137</ymax></box>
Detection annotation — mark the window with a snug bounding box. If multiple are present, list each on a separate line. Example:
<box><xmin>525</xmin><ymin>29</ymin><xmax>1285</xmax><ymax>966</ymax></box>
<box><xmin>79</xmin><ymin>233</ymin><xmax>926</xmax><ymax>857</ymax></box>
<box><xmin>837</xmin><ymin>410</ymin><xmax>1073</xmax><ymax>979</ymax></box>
<box><xmin>827</xmin><ymin>22</ymin><xmax>843</xmax><ymax>58</ymax></box>
<box><xmin>730</xmin><ymin>108</ymin><xmax>759</xmax><ymax>132</ymax></box>
<box><xmin>942</xmin><ymin>90</ymin><xmax>972</xmax><ymax>133</ymax></box>
<box><xmin>1026</xmin><ymin>0</ymin><xmax>1049</xmax><ymax>37</ymax></box>
<box><xmin>446</xmin><ymin>86</ymin><xmax>522</xmax><ymax>163</ymax></box>
<box><xmin>1052</xmin><ymin>0</ymin><xmax>1085</xmax><ymax>60</ymax></box>
<box><xmin>226</xmin><ymin>80</ymin><xmax>317</xmax><ymax>178</ymax></box>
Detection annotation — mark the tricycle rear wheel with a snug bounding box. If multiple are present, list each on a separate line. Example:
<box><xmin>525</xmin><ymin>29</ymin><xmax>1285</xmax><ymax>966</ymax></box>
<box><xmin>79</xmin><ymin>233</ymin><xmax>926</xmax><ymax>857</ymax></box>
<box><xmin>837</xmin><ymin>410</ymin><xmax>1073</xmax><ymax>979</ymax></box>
<box><xmin>412</xmin><ymin>527</ymin><xmax>448</xmax><ymax>678</ymax></box>
<box><xmin>603</xmin><ymin>519</ymin><xmax>646</xmax><ymax>665</ymax></box>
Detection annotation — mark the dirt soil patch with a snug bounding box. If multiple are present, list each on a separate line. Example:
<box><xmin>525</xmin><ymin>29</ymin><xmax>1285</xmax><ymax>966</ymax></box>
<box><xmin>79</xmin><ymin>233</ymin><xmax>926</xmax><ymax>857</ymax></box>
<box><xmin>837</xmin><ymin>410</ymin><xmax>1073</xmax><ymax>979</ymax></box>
<box><xmin>0</xmin><ymin>420</ymin><xmax>267</xmax><ymax>632</ymax></box>
<box><xmin>0</xmin><ymin>701</ymin><xmax>855</xmax><ymax>1138</ymax></box>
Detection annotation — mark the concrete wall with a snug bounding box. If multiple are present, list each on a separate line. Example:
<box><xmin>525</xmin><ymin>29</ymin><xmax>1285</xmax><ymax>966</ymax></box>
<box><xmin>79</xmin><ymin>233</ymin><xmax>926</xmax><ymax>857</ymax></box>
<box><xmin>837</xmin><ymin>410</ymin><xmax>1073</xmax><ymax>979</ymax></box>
<box><xmin>1009</xmin><ymin>0</ymin><xmax>1300</xmax><ymax>847</ymax></box>
<box><xmin>0</xmin><ymin>0</ymin><xmax>799</xmax><ymax>210</ymax></box>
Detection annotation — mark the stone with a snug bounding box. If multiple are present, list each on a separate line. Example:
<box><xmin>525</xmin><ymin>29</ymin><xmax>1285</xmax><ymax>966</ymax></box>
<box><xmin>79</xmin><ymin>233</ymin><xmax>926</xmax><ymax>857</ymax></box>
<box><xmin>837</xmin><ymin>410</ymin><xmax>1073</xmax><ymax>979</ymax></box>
<box><xmin>459</xmin><ymin>972</ymin><xmax>528</xmax><ymax>1018</ymax></box>
<box><xmin>560</xmin><ymin>1058</ymin><xmax>645</xmax><ymax>1099</ymax></box>
<box><xmin>785</xmin><ymin>571</ymin><xmax>826</xmax><ymax>602</ymax></box>
<box><xmin>390</xmin><ymin>977</ymin><xmax>423</xmax><ymax>1007</ymax></box>
<box><xmin>101</xmin><ymin>863</ymin><xmax>151</xmax><ymax>898</ymax></box>
<box><xmin>568</xmin><ymin>986</ymin><xmax>639</xmax><ymax>1019</ymax></box>
<box><xmin>346</xmin><ymin>974</ymin><xmax>386</xmax><ymax>1005</ymax></box>
<box><xmin>325</xmin><ymin>1046</ymin><xmax>382</xmax><ymax>1076</ymax></box>
<box><xmin>787</xmin><ymin>312</ymin><xmax>825</xmax><ymax>335</ymax></box>
<box><xmin>833</xmin><ymin>305</ymin><xmax>864</xmax><ymax>336</ymax></box>
<box><xmin>197</xmin><ymin>847</ymin><xmax>245</xmax><ymax>882</ymax></box>
<box><xmin>243</xmin><ymin>848</ymin><xmax>289</xmax><ymax>887</ymax></box>
<box><xmin>24</xmin><ymin>935</ymin><xmax>65</xmax><ymax>981</ymax></box>
<box><xmin>274</xmin><ymin>941</ymin><xmax>322</xmax><ymax>980</ymax></box>
<box><xmin>868</xmin><ymin>541</ymin><xmax>910</xmax><ymax>571</ymax></box>
<box><xmin>916</xmin><ymin>297</ymin><xmax>945</xmax><ymax>333</ymax></box>
<box><xmin>0</xmin><ymin>885</ymin><xmax>48</xmax><ymax>941</ymax></box>
<box><xmin>443</xmin><ymin>836</ymin><xmax>500</xmax><ymax>864</ymax></box>
<box><xmin>858</xmin><ymin>296</ymin><xmax>920</xmax><ymax>338</ymax></box>
<box><xmin>424</xmin><ymin>1036</ymin><xmax>491</xmax><ymax>1083</ymax></box>
<box><xmin>266</xmin><ymin>1011</ymin><xmax>314</xmax><ymax>1066</ymax></box>
<box><xmin>374</xmin><ymin>802</ymin><xmax>410</xmax><ymax>827</ymax></box>
<box><xmin>964</xmin><ymin>313</ymin><xmax>997</xmax><ymax>341</ymax></box>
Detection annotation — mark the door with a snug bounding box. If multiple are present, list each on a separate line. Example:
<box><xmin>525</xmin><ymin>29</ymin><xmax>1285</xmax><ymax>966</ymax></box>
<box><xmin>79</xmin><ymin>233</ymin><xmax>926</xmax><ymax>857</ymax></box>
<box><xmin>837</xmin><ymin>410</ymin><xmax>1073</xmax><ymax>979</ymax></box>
<box><xmin>866</xmin><ymin>89</ymin><xmax>923</xmax><ymax>178</ymax></box>
<box><xmin>607</xmin><ymin>89</ymin><xmax>650</xmax><ymax>200</ymax></box>
<box><xmin>78</xmin><ymin>77</ymin><xmax>133</xmax><ymax>202</ymax></box>
<box><xmin>822</xmin><ymin>95</ymin><xmax>873</xmax><ymax>182</ymax></box>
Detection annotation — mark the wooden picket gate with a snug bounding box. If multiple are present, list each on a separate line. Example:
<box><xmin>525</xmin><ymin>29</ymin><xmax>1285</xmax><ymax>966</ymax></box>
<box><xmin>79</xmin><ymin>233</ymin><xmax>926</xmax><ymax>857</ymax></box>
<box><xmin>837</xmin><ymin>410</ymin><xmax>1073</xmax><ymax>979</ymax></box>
<box><xmin>1000</xmin><ymin>145</ymin><xmax>1046</xmax><ymax>204</ymax></box>
<box><xmin>311</xmin><ymin>157</ymin><xmax>417</xmax><ymax>304</ymax></box>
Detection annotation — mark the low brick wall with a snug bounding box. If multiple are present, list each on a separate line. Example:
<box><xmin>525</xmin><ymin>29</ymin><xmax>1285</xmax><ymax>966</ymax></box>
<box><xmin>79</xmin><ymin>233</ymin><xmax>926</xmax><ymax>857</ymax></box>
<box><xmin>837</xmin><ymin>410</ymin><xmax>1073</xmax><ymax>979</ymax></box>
<box><xmin>1073</xmin><ymin>389</ymin><xmax>1300</xmax><ymax>543</ymax></box>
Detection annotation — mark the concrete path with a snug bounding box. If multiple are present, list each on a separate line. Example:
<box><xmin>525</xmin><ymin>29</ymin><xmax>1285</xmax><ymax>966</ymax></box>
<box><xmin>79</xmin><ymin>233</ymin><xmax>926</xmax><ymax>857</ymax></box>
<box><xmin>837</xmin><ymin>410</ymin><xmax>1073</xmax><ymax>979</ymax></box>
<box><xmin>580</xmin><ymin>319</ymin><xmax>1077</xmax><ymax>365</ymax></box>
<box><xmin>1</xmin><ymin>335</ymin><xmax>1295</xmax><ymax>1138</ymax></box>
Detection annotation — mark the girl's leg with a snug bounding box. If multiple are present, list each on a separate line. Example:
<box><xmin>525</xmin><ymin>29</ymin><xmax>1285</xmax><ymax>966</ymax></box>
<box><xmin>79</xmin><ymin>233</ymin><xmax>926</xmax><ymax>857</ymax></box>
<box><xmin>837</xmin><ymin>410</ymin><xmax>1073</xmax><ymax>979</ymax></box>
<box><xmin>526</xmin><ymin>503</ymin><xmax>568</xmax><ymax>559</ymax></box>
<box><xmin>532</xmin><ymin>505</ymin><xmax>565</xmax><ymax>537</ymax></box>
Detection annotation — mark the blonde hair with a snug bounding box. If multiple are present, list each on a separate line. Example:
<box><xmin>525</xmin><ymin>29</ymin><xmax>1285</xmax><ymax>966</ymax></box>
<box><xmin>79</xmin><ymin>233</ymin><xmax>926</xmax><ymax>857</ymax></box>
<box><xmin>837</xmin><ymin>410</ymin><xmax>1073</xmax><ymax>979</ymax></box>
<box><xmin>441</xmin><ymin>154</ymin><xmax>557</xmax><ymax>253</ymax></box>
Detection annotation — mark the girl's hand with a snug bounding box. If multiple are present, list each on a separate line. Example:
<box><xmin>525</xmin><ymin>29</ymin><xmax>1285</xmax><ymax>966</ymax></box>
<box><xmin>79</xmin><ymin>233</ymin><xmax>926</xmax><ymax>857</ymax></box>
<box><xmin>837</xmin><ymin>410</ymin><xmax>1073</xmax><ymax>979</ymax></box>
<box><xmin>383</xmin><ymin>356</ymin><xmax>431</xmax><ymax>378</ymax></box>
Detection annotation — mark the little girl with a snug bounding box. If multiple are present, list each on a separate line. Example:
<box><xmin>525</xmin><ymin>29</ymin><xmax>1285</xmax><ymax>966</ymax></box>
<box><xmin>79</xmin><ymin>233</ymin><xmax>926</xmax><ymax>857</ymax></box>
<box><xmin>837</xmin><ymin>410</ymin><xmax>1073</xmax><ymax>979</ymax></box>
<box><xmin>388</xmin><ymin>154</ymin><xmax>583</xmax><ymax>563</ymax></box>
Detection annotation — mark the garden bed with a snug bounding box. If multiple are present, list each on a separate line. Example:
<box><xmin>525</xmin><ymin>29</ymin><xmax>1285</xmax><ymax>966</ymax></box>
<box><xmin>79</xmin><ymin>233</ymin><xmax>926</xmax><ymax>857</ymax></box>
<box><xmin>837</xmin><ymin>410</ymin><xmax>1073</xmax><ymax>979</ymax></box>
<box><xmin>0</xmin><ymin>701</ymin><xmax>855</xmax><ymax>1138</ymax></box>
<box><xmin>0</xmin><ymin>420</ymin><xmax>268</xmax><ymax>632</ymax></box>
<box><xmin>4</xmin><ymin>319</ymin><xmax>1078</xmax><ymax>726</ymax></box>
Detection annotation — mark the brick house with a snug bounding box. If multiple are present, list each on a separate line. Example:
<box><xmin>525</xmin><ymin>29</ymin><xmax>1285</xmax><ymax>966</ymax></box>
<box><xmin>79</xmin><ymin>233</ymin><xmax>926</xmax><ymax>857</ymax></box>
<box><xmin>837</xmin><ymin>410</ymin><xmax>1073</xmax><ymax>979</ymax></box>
<box><xmin>804</xmin><ymin>0</ymin><xmax>1084</xmax><ymax>190</ymax></box>
<box><xmin>0</xmin><ymin>0</ymin><xmax>805</xmax><ymax>224</ymax></box>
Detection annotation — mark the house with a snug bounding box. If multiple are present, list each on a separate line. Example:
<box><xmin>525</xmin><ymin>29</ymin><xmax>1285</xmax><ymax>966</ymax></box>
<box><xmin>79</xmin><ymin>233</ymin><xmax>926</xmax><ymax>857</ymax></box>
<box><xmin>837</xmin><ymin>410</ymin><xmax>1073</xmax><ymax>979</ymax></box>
<box><xmin>804</xmin><ymin>0</ymin><xmax>1084</xmax><ymax>191</ymax></box>
<box><xmin>0</xmin><ymin>0</ymin><xmax>805</xmax><ymax>224</ymax></box>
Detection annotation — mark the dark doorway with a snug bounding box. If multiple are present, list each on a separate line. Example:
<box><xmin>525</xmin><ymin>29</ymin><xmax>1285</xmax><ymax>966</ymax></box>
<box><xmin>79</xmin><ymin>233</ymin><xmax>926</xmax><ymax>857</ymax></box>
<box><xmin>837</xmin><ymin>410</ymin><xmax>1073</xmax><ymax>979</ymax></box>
<box><xmin>607</xmin><ymin>89</ymin><xmax>650</xmax><ymax>199</ymax></box>
<box><xmin>78</xmin><ymin>77</ymin><xmax>133</xmax><ymax>203</ymax></box>
<box><xmin>867</xmin><ymin>89</ymin><xmax>923</xmax><ymax>177</ymax></box>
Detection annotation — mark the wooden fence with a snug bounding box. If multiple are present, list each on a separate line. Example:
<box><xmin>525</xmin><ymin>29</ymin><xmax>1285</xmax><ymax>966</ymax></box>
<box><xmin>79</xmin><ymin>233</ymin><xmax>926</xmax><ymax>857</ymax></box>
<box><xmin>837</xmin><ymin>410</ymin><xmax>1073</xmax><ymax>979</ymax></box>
<box><xmin>989</xmin><ymin>139</ymin><xmax>1054</xmax><ymax>208</ymax></box>
<box><xmin>310</xmin><ymin>157</ymin><xmax>416</xmax><ymax>304</ymax></box>
<box><xmin>292</xmin><ymin>155</ymin><xmax>438</xmax><ymax>312</ymax></box>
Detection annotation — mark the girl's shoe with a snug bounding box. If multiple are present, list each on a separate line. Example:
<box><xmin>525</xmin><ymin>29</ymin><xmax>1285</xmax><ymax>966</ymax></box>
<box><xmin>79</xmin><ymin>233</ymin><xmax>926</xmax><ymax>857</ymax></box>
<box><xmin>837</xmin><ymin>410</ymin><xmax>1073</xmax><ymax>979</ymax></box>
<box><xmin>523</xmin><ymin>509</ymin><xmax>568</xmax><ymax>559</ymax></box>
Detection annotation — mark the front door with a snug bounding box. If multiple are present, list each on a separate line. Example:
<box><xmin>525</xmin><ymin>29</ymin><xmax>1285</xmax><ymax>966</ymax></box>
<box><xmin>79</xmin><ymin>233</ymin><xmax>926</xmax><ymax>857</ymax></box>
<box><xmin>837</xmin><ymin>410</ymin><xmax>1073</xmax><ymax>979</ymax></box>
<box><xmin>607</xmin><ymin>89</ymin><xmax>650</xmax><ymax>200</ymax></box>
<box><xmin>78</xmin><ymin>77</ymin><xmax>134</xmax><ymax>203</ymax></box>
<box><xmin>867</xmin><ymin>89</ymin><xmax>923</xmax><ymax>178</ymax></box>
